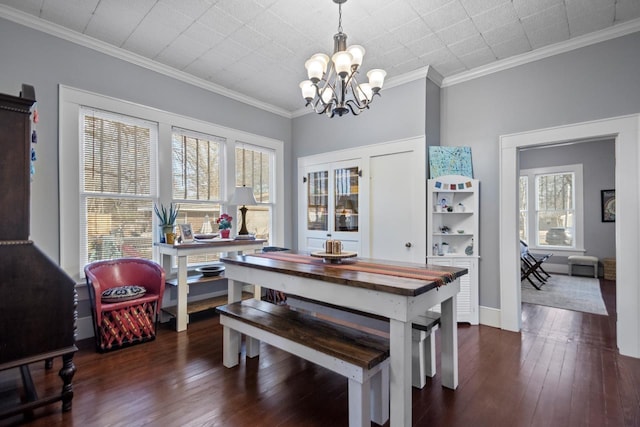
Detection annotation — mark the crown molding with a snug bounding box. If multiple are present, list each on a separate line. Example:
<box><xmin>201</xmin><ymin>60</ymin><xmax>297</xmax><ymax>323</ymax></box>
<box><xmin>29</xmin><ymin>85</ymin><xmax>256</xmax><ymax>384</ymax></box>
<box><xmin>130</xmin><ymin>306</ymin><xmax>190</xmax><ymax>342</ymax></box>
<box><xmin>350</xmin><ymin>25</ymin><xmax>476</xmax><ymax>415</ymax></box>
<box><xmin>3</xmin><ymin>4</ymin><xmax>638</xmax><ymax>117</ymax></box>
<box><xmin>0</xmin><ymin>5</ymin><xmax>292</xmax><ymax>119</ymax></box>
<box><xmin>442</xmin><ymin>18</ymin><xmax>640</xmax><ymax>87</ymax></box>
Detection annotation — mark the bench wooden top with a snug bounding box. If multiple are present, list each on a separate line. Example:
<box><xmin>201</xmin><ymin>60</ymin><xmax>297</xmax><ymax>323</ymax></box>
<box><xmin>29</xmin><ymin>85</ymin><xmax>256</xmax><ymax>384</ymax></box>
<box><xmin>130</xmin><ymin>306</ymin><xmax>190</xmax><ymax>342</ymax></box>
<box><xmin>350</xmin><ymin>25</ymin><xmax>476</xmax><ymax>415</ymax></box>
<box><xmin>216</xmin><ymin>299</ymin><xmax>390</xmax><ymax>370</ymax></box>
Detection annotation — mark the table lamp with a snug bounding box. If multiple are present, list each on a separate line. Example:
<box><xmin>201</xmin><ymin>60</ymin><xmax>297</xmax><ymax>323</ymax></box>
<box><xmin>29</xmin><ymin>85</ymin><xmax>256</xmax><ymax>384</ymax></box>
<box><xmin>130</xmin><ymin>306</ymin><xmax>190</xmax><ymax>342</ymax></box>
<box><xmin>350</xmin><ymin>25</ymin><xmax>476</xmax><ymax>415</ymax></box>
<box><xmin>229</xmin><ymin>185</ymin><xmax>257</xmax><ymax>237</ymax></box>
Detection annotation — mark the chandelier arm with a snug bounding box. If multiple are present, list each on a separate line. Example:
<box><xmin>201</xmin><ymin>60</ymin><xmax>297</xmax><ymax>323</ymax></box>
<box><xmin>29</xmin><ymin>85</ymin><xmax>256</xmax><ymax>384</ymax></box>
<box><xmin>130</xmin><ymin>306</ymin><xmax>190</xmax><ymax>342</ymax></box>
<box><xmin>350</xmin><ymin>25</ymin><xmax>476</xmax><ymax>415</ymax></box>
<box><xmin>346</xmin><ymin>99</ymin><xmax>369</xmax><ymax>115</ymax></box>
<box><xmin>344</xmin><ymin>75</ymin><xmax>370</xmax><ymax>110</ymax></box>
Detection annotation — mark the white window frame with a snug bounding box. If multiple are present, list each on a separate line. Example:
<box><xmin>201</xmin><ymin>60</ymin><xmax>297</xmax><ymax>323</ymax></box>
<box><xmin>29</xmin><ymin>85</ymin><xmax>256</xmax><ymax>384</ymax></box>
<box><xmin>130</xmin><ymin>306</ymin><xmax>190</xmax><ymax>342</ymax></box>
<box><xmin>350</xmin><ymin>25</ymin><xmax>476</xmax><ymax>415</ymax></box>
<box><xmin>519</xmin><ymin>164</ymin><xmax>584</xmax><ymax>254</ymax></box>
<box><xmin>59</xmin><ymin>85</ymin><xmax>284</xmax><ymax>278</ymax></box>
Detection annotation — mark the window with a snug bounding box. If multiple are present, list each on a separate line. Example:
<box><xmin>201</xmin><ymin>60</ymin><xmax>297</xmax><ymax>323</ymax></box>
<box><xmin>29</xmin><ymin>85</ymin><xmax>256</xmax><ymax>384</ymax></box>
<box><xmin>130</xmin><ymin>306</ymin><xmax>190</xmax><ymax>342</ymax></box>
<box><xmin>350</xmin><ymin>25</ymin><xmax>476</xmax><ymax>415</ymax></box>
<box><xmin>518</xmin><ymin>176</ymin><xmax>528</xmax><ymax>243</ymax></box>
<box><xmin>171</xmin><ymin>127</ymin><xmax>224</xmax><ymax>264</ymax></box>
<box><xmin>235</xmin><ymin>143</ymin><xmax>275</xmax><ymax>240</ymax></box>
<box><xmin>80</xmin><ymin>108</ymin><xmax>158</xmax><ymax>265</ymax></box>
<box><xmin>519</xmin><ymin>164</ymin><xmax>584</xmax><ymax>251</ymax></box>
<box><xmin>60</xmin><ymin>86</ymin><xmax>285</xmax><ymax>278</ymax></box>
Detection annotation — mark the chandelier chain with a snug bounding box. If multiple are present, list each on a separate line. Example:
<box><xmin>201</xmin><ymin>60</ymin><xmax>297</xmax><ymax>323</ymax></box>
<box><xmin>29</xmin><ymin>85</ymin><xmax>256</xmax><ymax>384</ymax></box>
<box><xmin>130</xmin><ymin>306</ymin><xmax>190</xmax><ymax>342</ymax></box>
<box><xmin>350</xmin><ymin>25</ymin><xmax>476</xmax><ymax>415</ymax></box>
<box><xmin>338</xmin><ymin>3</ymin><xmax>343</xmax><ymax>33</ymax></box>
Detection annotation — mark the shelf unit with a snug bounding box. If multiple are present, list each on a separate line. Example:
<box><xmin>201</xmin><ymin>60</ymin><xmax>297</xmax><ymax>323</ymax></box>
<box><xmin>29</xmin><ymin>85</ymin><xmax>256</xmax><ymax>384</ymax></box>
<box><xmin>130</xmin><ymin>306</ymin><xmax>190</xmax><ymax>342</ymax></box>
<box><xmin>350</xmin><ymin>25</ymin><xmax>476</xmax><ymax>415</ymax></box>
<box><xmin>156</xmin><ymin>239</ymin><xmax>266</xmax><ymax>331</ymax></box>
<box><xmin>427</xmin><ymin>175</ymin><xmax>479</xmax><ymax>325</ymax></box>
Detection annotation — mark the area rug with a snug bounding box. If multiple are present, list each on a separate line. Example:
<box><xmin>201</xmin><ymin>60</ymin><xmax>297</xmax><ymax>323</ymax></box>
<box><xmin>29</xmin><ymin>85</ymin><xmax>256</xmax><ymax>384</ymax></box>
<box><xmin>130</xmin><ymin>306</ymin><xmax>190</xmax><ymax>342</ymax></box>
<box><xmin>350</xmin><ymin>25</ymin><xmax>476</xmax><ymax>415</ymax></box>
<box><xmin>521</xmin><ymin>275</ymin><xmax>608</xmax><ymax>316</ymax></box>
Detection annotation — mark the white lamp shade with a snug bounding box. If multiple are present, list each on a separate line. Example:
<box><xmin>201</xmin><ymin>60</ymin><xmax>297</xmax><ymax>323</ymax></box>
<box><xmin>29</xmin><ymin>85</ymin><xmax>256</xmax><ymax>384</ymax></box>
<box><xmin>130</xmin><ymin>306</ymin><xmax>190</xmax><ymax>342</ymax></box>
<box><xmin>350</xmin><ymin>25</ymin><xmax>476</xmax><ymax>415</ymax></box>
<box><xmin>310</xmin><ymin>53</ymin><xmax>329</xmax><ymax>73</ymax></box>
<box><xmin>367</xmin><ymin>69</ymin><xmax>387</xmax><ymax>89</ymax></box>
<box><xmin>332</xmin><ymin>51</ymin><xmax>353</xmax><ymax>77</ymax></box>
<box><xmin>229</xmin><ymin>186</ymin><xmax>257</xmax><ymax>206</ymax></box>
<box><xmin>300</xmin><ymin>80</ymin><xmax>315</xmax><ymax>99</ymax></box>
<box><xmin>347</xmin><ymin>45</ymin><xmax>365</xmax><ymax>68</ymax></box>
<box><xmin>305</xmin><ymin>58</ymin><xmax>325</xmax><ymax>81</ymax></box>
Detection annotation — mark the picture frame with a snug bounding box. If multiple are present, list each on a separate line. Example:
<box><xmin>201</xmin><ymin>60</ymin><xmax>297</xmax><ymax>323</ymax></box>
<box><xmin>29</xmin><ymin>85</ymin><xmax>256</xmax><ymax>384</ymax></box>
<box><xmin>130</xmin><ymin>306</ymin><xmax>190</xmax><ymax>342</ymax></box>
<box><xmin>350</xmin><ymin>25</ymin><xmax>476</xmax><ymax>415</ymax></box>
<box><xmin>179</xmin><ymin>223</ymin><xmax>194</xmax><ymax>242</ymax></box>
<box><xmin>437</xmin><ymin>192</ymin><xmax>454</xmax><ymax>209</ymax></box>
<box><xmin>601</xmin><ymin>189</ymin><xmax>615</xmax><ymax>222</ymax></box>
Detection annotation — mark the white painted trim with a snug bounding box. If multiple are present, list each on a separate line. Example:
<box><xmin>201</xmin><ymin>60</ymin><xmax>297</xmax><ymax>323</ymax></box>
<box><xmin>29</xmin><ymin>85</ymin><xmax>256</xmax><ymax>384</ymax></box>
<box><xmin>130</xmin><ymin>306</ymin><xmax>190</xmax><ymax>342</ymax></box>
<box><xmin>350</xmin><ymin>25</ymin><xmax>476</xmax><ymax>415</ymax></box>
<box><xmin>0</xmin><ymin>4</ymin><xmax>291</xmax><ymax>118</ymax></box>
<box><xmin>479</xmin><ymin>306</ymin><xmax>501</xmax><ymax>329</ymax></box>
<box><xmin>442</xmin><ymin>18</ymin><xmax>640</xmax><ymax>87</ymax></box>
<box><xmin>500</xmin><ymin>114</ymin><xmax>640</xmax><ymax>358</ymax></box>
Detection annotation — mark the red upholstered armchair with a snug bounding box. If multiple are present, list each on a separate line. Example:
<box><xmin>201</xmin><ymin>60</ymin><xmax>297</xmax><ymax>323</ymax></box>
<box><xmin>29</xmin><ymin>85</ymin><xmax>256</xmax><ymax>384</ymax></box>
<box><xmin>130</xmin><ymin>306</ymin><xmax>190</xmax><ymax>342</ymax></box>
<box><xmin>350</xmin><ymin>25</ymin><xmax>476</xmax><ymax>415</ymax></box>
<box><xmin>85</xmin><ymin>258</ymin><xmax>166</xmax><ymax>352</ymax></box>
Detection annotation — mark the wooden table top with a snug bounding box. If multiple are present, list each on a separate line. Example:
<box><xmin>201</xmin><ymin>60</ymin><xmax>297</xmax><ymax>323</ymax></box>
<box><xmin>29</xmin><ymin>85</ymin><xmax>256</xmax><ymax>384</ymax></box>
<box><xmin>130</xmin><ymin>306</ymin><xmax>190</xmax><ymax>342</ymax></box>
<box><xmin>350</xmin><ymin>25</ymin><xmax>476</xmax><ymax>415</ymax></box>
<box><xmin>221</xmin><ymin>252</ymin><xmax>467</xmax><ymax>297</ymax></box>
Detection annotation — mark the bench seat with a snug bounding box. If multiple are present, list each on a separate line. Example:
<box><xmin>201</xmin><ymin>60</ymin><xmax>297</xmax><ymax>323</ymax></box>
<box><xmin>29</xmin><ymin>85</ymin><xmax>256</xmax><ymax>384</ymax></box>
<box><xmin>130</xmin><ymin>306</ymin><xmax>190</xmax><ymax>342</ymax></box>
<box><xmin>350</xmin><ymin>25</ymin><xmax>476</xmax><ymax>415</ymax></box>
<box><xmin>217</xmin><ymin>299</ymin><xmax>390</xmax><ymax>427</ymax></box>
<box><xmin>286</xmin><ymin>295</ymin><xmax>441</xmax><ymax>389</ymax></box>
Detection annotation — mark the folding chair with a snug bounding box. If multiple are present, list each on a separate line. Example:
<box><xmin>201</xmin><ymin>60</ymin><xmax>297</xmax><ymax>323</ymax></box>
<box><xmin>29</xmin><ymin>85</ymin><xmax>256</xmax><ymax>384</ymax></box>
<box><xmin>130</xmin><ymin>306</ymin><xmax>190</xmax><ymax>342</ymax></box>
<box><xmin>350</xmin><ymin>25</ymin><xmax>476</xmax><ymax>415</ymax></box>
<box><xmin>520</xmin><ymin>240</ymin><xmax>552</xmax><ymax>290</ymax></box>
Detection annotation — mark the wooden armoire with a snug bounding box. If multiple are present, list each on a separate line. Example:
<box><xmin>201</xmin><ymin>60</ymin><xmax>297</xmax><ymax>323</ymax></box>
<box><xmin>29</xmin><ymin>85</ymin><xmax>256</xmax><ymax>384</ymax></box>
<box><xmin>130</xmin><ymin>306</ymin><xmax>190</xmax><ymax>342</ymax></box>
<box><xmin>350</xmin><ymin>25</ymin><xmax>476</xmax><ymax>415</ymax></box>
<box><xmin>0</xmin><ymin>85</ymin><xmax>77</xmax><ymax>419</ymax></box>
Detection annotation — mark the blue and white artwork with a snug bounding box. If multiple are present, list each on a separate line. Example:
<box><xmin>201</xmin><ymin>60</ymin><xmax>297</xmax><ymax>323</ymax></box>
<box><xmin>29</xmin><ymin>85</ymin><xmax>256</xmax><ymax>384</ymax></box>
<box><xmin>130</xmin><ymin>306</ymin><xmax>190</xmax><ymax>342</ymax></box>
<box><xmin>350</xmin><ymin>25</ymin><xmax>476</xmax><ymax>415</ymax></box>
<box><xmin>429</xmin><ymin>146</ymin><xmax>473</xmax><ymax>178</ymax></box>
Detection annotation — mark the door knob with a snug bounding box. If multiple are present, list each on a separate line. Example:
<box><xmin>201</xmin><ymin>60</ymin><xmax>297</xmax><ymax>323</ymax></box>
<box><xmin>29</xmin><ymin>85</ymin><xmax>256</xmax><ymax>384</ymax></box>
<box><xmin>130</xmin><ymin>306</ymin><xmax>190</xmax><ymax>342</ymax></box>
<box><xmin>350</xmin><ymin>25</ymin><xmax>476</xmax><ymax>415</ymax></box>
<box><xmin>405</xmin><ymin>242</ymin><xmax>412</xmax><ymax>248</ymax></box>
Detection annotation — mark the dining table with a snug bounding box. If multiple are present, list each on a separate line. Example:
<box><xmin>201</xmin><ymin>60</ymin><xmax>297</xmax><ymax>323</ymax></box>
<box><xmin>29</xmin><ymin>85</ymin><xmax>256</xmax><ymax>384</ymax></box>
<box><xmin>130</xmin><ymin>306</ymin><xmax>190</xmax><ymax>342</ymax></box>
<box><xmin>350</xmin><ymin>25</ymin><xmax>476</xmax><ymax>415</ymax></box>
<box><xmin>221</xmin><ymin>251</ymin><xmax>467</xmax><ymax>427</ymax></box>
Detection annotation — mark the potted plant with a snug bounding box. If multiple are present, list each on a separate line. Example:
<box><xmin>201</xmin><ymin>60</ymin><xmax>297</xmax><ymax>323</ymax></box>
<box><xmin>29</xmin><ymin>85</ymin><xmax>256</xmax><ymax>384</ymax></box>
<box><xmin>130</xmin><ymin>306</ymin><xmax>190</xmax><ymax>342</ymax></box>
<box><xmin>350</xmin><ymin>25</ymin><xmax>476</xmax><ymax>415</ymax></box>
<box><xmin>216</xmin><ymin>213</ymin><xmax>233</xmax><ymax>238</ymax></box>
<box><xmin>154</xmin><ymin>203</ymin><xmax>180</xmax><ymax>243</ymax></box>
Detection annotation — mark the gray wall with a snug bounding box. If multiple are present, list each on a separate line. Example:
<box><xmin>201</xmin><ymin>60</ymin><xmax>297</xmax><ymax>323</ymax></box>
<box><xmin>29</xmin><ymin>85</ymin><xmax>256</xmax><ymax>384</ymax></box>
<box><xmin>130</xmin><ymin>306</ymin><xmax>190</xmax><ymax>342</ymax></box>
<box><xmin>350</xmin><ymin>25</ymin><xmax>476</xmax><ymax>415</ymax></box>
<box><xmin>442</xmin><ymin>31</ymin><xmax>640</xmax><ymax>309</ymax></box>
<box><xmin>0</xmin><ymin>17</ymin><xmax>293</xmax><ymax>261</ymax></box>
<box><xmin>519</xmin><ymin>139</ymin><xmax>616</xmax><ymax>263</ymax></box>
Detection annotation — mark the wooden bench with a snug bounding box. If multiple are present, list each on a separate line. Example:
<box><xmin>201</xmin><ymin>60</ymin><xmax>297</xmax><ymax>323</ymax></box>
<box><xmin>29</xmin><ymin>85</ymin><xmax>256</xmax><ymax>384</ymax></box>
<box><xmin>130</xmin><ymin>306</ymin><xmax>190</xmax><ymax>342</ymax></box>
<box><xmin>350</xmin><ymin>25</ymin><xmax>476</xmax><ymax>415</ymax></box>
<box><xmin>284</xmin><ymin>296</ymin><xmax>440</xmax><ymax>389</ymax></box>
<box><xmin>217</xmin><ymin>299</ymin><xmax>390</xmax><ymax>427</ymax></box>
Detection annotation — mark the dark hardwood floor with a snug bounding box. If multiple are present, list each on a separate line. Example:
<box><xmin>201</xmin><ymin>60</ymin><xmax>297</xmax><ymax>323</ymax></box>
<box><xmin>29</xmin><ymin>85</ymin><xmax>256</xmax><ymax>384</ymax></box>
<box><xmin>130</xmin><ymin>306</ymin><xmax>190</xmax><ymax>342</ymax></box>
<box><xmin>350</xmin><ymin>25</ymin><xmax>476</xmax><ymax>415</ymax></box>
<box><xmin>2</xmin><ymin>278</ymin><xmax>638</xmax><ymax>426</ymax></box>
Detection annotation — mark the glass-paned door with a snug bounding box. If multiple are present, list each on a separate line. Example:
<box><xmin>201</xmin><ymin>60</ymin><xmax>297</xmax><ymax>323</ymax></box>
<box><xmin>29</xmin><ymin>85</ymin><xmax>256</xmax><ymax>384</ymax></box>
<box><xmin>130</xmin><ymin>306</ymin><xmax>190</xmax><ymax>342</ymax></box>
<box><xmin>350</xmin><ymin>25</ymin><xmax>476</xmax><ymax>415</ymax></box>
<box><xmin>334</xmin><ymin>166</ymin><xmax>359</xmax><ymax>233</ymax></box>
<box><xmin>307</xmin><ymin>170</ymin><xmax>329</xmax><ymax>231</ymax></box>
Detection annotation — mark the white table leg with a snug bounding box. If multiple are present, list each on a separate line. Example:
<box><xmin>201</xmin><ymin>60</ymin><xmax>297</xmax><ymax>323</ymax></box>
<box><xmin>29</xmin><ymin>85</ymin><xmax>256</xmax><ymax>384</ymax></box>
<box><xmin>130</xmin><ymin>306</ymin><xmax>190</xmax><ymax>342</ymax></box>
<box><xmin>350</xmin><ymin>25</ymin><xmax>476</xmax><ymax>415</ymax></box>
<box><xmin>389</xmin><ymin>318</ymin><xmax>412</xmax><ymax>427</ymax></box>
<box><xmin>440</xmin><ymin>292</ymin><xmax>458</xmax><ymax>390</ymax></box>
<box><xmin>176</xmin><ymin>256</ymin><xmax>189</xmax><ymax>332</ymax></box>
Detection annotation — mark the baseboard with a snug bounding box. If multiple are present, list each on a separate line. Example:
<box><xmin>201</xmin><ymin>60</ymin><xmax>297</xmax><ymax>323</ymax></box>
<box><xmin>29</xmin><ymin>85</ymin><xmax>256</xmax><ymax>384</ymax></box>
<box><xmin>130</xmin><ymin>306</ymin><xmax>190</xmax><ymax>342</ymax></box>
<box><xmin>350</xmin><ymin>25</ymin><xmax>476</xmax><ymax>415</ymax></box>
<box><xmin>76</xmin><ymin>315</ymin><xmax>95</xmax><ymax>341</ymax></box>
<box><xmin>479</xmin><ymin>306</ymin><xmax>501</xmax><ymax>328</ymax></box>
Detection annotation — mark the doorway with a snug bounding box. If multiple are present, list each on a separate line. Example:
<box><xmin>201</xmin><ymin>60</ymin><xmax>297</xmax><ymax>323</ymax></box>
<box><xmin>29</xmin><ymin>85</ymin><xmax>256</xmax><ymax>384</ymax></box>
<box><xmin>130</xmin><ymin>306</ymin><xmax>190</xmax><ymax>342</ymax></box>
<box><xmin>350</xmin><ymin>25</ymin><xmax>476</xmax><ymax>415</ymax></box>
<box><xmin>499</xmin><ymin>114</ymin><xmax>640</xmax><ymax>358</ymax></box>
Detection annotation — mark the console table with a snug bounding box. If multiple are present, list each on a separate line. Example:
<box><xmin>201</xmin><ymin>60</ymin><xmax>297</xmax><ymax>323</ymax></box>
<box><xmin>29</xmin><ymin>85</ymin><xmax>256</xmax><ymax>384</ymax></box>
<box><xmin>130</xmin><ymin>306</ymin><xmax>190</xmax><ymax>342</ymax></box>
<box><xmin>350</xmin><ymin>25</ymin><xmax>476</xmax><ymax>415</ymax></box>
<box><xmin>156</xmin><ymin>239</ymin><xmax>266</xmax><ymax>331</ymax></box>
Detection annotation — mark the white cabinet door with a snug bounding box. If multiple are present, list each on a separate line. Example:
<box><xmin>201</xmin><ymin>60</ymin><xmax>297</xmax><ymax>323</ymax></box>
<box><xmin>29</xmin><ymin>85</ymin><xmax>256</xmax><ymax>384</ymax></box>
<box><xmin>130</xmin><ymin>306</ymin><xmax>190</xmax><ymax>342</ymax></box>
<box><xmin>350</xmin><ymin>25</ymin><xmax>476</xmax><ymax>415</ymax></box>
<box><xmin>427</xmin><ymin>257</ymin><xmax>479</xmax><ymax>324</ymax></box>
<box><xmin>300</xmin><ymin>160</ymin><xmax>362</xmax><ymax>253</ymax></box>
<box><xmin>369</xmin><ymin>149</ymin><xmax>426</xmax><ymax>263</ymax></box>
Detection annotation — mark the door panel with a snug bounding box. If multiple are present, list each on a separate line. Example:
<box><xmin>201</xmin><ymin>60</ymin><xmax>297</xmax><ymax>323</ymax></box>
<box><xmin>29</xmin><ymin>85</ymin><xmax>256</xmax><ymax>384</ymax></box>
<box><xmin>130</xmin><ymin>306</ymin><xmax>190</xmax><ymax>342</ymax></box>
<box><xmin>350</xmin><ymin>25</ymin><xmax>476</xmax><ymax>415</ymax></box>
<box><xmin>370</xmin><ymin>150</ymin><xmax>425</xmax><ymax>263</ymax></box>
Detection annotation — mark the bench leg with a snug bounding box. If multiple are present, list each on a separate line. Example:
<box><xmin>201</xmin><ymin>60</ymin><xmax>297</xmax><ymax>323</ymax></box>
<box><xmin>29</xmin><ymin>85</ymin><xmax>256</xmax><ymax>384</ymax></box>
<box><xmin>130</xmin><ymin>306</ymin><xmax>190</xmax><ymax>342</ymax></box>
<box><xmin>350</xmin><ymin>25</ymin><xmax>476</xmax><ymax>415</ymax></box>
<box><xmin>568</xmin><ymin>262</ymin><xmax>573</xmax><ymax>276</ymax></box>
<box><xmin>246</xmin><ymin>337</ymin><xmax>261</xmax><ymax>358</ymax></box>
<box><xmin>411</xmin><ymin>327</ymin><xmax>438</xmax><ymax>389</ymax></box>
<box><xmin>370</xmin><ymin>363</ymin><xmax>389</xmax><ymax>425</ymax></box>
<box><xmin>348</xmin><ymin>377</ymin><xmax>371</xmax><ymax>427</ymax></box>
<box><xmin>223</xmin><ymin>326</ymin><xmax>241</xmax><ymax>368</ymax></box>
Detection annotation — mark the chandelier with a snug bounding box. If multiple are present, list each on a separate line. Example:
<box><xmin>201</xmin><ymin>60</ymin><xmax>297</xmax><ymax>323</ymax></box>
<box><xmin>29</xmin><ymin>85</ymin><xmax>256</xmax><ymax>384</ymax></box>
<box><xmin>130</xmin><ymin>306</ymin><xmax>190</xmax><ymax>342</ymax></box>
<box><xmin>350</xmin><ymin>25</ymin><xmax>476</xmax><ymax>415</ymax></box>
<box><xmin>299</xmin><ymin>0</ymin><xmax>386</xmax><ymax>118</ymax></box>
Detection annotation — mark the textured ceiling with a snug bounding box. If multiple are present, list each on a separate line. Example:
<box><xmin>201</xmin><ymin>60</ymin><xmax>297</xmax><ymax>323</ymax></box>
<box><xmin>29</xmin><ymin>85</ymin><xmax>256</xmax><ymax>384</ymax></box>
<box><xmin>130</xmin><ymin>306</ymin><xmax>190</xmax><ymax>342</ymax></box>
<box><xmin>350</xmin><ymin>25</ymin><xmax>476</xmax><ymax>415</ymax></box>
<box><xmin>1</xmin><ymin>0</ymin><xmax>639</xmax><ymax>115</ymax></box>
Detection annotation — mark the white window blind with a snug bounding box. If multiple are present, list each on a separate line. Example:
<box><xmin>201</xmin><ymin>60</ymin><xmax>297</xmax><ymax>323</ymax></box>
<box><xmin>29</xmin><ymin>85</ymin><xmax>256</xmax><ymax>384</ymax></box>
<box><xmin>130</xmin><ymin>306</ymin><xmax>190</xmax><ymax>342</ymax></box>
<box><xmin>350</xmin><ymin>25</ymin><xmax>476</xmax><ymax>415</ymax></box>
<box><xmin>80</xmin><ymin>107</ymin><xmax>158</xmax><ymax>266</ymax></box>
